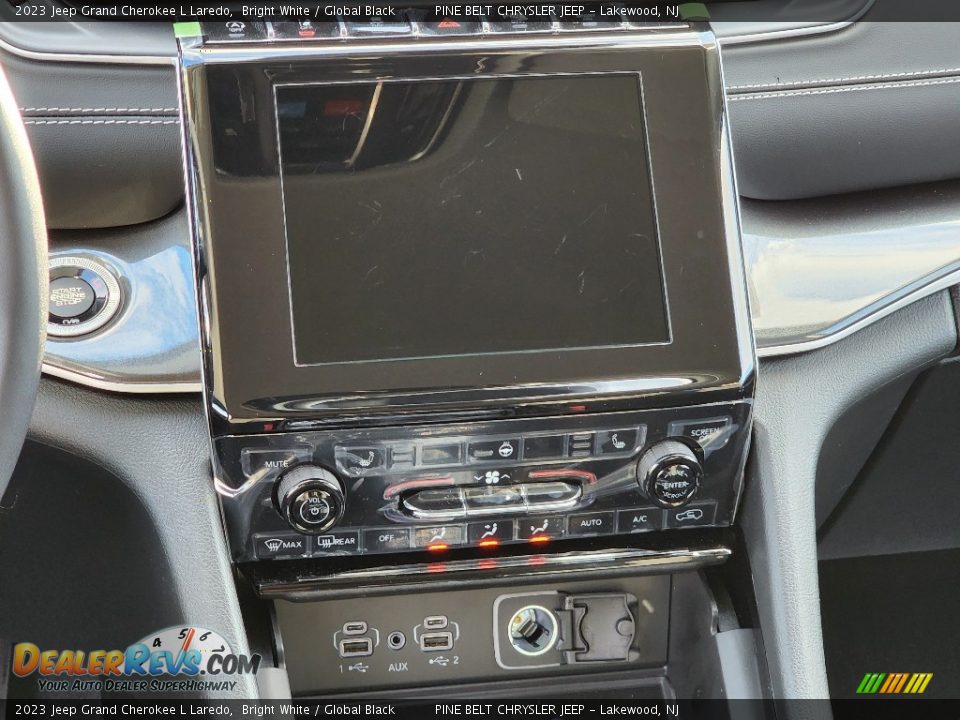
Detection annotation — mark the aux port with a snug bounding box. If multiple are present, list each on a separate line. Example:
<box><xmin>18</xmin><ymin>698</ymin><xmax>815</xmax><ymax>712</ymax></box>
<box><xmin>387</xmin><ymin>631</ymin><xmax>406</xmax><ymax>650</ymax></box>
<box><xmin>508</xmin><ymin>605</ymin><xmax>559</xmax><ymax>656</ymax></box>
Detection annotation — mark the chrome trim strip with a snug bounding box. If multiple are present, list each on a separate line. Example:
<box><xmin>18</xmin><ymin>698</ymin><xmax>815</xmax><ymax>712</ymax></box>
<box><xmin>0</xmin><ymin>34</ymin><xmax>175</xmax><ymax>66</ymax></box>
<box><xmin>41</xmin><ymin>361</ymin><xmax>202</xmax><ymax>393</ymax></box>
<box><xmin>257</xmin><ymin>545</ymin><xmax>732</xmax><ymax>600</ymax></box>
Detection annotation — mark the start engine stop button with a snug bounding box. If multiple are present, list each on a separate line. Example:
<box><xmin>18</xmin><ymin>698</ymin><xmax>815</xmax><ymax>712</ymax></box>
<box><xmin>47</xmin><ymin>256</ymin><xmax>122</xmax><ymax>338</ymax></box>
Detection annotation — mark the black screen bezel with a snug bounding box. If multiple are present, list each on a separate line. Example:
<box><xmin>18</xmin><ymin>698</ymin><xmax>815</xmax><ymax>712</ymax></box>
<box><xmin>182</xmin><ymin>35</ymin><xmax>752</xmax><ymax>423</ymax></box>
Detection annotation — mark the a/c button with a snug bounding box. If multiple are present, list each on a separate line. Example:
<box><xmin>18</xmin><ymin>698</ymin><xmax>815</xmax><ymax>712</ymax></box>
<box><xmin>617</xmin><ymin>508</ymin><xmax>664</xmax><ymax>533</ymax></box>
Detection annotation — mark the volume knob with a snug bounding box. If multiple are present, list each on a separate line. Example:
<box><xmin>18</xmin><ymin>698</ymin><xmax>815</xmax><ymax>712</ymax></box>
<box><xmin>275</xmin><ymin>465</ymin><xmax>345</xmax><ymax>534</ymax></box>
<box><xmin>637</xmin><ymin>440</ymin><xmax>702</xmax><ymax>508</ymax></box>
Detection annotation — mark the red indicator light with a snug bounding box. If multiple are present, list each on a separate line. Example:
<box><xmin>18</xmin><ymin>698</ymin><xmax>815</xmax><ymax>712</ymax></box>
<box><xmin>528</xmin><ymin>555</ymin><xmax>547</xmax><ymax>566</ymax></box>
<box><xmin>427</xmin><ymin>563</ymin><xmax>446</xmax><ymax>573</ymax></box>
<box><xmin>569</xmin><ymin>404</ymin><xmax>587</xmax><ymax>413</ymax></box>
<box><xmin>263</xmin><ymin>423</ymin><xmax>275</xmax><ymax>432</ymax></box>
<box><xmin>323</xmin><ymin>99</ymin><xmax>365</xmax><ymax>117</ymax></box>
<box><xmin>438</xmin><ymin>19</ymin><xmax>461</xmax><ymax>28</ymax></box>
<box><xmin>427</xmin><ymin>543</ymin><xmax>449</xmax><ymax>552</ymax></box>
<box><xmin>478</xmin><ymin>539</ymin><xmax>500</xmax><ymax>549</ymax></box>
<box><xmin>478</xmin><ymin>559</ymin><xmax>497</xmax><ymax>570</ymax></box>
<box><xmin>528</xmin><ymin>535</ymin><xmax>551</xmax><ymax>544</ymax></box>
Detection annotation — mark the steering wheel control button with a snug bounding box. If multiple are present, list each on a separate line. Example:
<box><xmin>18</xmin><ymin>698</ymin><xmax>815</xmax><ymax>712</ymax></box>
<box><xmin>335</xmin><ymin>446</ymin><xmax>385</xmax><ymax>475</ymax></box>
<box><xmin>568</xmin><ymin>511</ymin><xmax>616</xmax><ymax>537</ymax></box>
<box><xmin>241</xmin><ymin>448</ymin><xmax>312</xmax><ymax>478</ymax></box>
<box><xmin>617</xmin><ymin>508</ymin><xmax>665</xmax><ymax>534</ymax></box>
<box><xmin>517</xmin><ymin>516</ymin><xmax>565</xmax><ymax>541</ymax></box>
<box><xmin>596</xmin><ymin>428</ymin><xmax>642</xmax><ymax>455</ymax></box>
<box><xmin>668</xmin><ymin>417</ymin><xmax>734</xmax><ymax>454</ymax></box>
<box><xmin>311</xmin><ymin>531</ymin><xmax>360</xmax><ymax>556</ymax></box>
<box><xmin>468</xmin><ymin>438</ymin><xmax>520</xmax><ymax>462</ymax></box>
<box><xmin>522</xmin><ymin>434</ymin><xmax>567</xmax><ymax>460</ymax></box>
<box><xmin>275</xmin><ymin>465</ymin><xmax>345</xmax><ymax>534</ymax></box>
<box><xmin>363</xmin><ymin>528</ymin><xmax>411</xmax><ymax>553</ymax></box>
<box><xmin>254</xmin><ymin>533</ymin><xmax>308</xmax><ymax>560</ymax></box>
<box><xmin>47</xmin><ymin>256</ymin><xmax>122</xmax><ymax>338</ymax></box>
<box><xmin>637</xmin><ymin>440</ymin><xmax>704</xmax><ymax>508</ymax></box>
<box><xmin>666</xmin><ymin>503</ymin><xmax>717</xmax><ymax>529</ymax></box>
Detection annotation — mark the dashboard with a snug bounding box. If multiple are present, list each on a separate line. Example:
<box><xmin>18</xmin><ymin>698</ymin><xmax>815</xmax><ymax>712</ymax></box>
<box><xmin>2</xmin><ymin>4</ymin><xmax>960</xmax><ymax>708</ymax></box>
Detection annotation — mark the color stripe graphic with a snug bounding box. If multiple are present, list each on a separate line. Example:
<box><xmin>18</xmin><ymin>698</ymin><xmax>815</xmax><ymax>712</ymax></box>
<box><xmin>857</xmin><ymin>672</ymin><xmax>933</xmax><ymax>694</ymax></box>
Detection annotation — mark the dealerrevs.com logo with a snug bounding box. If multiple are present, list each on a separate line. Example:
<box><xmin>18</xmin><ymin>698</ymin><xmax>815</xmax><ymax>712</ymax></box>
<box><xmin>13</xmin><ymin>626</ymin><xmax>261</xmax><ymax>694</ymax></box>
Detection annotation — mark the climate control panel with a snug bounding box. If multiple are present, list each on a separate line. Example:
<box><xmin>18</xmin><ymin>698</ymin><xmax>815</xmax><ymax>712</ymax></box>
<box><xmin>214</xmin><ymin>402</ymin><xmax>750</xmax><ymax>563</ymax></box>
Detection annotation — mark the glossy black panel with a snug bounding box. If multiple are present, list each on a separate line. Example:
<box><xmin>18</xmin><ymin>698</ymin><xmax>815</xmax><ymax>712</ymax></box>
<box><xmin>180</xmin><ymin>33</ymin><xmax>753</xmax><ymax>424</ymax></box>
<box><xmin>276</xmin><ymin>76</ymin><xmax>668</xmax><ymax>365</ymax></box>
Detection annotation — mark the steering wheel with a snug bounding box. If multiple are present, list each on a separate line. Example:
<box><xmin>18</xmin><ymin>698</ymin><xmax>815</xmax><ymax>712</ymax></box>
<box><xmin>0</xmin><ymin>67</ymin><xmax>48</xmax><ymax>500</ymax></box>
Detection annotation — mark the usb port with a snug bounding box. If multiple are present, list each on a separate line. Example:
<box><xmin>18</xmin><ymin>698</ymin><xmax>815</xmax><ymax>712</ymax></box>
<box><xmin>338</xmin><ymin>638</ymin><xmax>373</xmax><ymax>658</ymax></box>
<box><xmin>342</xmin><ymin>621</ymin><xmax>368</xmax><ymax>636</ymax></box>
<box><xmin>423</xmin><ymin>615</ymin><xmax>448</xmax><ymax>630</ymax></box>
<box><xmin>419</xmin><ymin>631</ymin><xmax>454</xmax><ymax>652</ymax></box>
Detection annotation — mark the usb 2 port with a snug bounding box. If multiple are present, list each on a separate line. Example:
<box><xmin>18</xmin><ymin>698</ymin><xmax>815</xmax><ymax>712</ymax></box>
<box><xmin>338</xmin><ymin>638</ymin><xmax>373</xmax><ymax>658</ymax></box>
<box><xmin>419</xmin><ymin>631</ymin><xmax>453</xmax><ymax>652</ymax></box>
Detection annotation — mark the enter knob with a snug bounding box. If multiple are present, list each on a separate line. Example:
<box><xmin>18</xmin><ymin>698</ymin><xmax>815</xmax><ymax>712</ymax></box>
<box><xmin>637</xmin><ymin>440</ymin><xmax>703</xmax><ymax>508</ymax></box>
<box><xmin>275</xmin><ymin>465</ymin><xmax>345</xmax><ymax>534</ymax></box>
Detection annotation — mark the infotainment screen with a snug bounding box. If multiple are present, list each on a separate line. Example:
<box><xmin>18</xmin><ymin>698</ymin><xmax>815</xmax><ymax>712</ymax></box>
<box><xmin>276</xmin><ymin>75</ymin><xmax>668</xmax><ymax>366</ymax></box>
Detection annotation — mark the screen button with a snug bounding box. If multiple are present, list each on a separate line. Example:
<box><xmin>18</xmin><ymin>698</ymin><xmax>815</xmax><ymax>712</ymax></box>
<box><xmin>336</xmin><ymin>447</ymin><xmax>385</xmax><ymax>475</ymax></box>
<box><xmin>468</xmin><ymin>520</ymin><xmax>514</xmax><ymax>545</ymax></box>
<box><xmin>668</xmin><ymin>417</ymin><xmax>734</xmax><ymax>454</ymax></box>
<box><xmin>596</xmin><ymin>428</ymin><xmax>642</xmax><ymax>455</ymax></box>
<box><xmin>522</xmin><ymin>435</ymin><xmax>567</xmax><ymax>460</ymax></box>
<box><xmin>413</xmin><ymin>525</ymin><xmax>465</xmax><ymax>549</ymax></box>
<box><xmin>363</xmin><ymin>528</ymin><xmax>411</xmax><ymax>553</ymax></box>
<box><xmin>517</xmin><ymin>516</ymin><xmax>565</xmax><ymax>541</ymax></box>
<box><xmin>312</xmin><ymin>531</ymin><xmax>361</xmax><ymax>555</ymax></box>
<box><xmin>468</xmin><ymin>438</ymin><xmax>520</xmax><ymax>462</ymax></box>
<box><xmin>421</xmin><ymin>443</ymin><xmax>462</xmax><ymax>466</ymax></box>
<box><xmin>617</xmin><ymin>508</ymin><xmax>664</xmax><ymax>533</ymax></box>
<box><xmin>568</xmin><ymin>511</ymin><xmax>616</xmax><ymax>536</ymax></box>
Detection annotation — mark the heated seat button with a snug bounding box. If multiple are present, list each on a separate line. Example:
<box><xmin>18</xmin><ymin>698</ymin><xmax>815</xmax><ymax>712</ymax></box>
<box><xmin>336</xmin><ymin>447</ymin><xmax>385</xmax><ymax>475</ymax></box>
<box><xmin>596</xmin><ymin>428</ymin><xmax>642</xmax><ymax>455</ymax></box>
<box><xmin>568</xmin><ymin>511</ymin><xmax>616</xmax><ymax>536</ymax></box>
<box><xmin>463</xmin><ymin>485</ymin><xmax>524</xmax><ymax>513</ymax></box>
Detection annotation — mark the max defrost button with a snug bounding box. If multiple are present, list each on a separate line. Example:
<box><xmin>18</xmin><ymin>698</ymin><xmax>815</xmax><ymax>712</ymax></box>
<box><xmin>254</xmin><ymin>533</ymin><xmax>308</xmax><ymax>560</ymax></box>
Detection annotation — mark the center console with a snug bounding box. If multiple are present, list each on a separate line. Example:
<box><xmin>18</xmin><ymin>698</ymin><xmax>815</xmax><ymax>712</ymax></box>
<box><xmin>179</xmin><ymin>16</ymin><xmax>756</xmax><ymax>699</ymax></box>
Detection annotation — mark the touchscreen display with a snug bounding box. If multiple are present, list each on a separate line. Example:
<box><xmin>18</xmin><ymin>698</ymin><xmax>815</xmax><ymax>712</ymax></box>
<box><xmin>276</xmin><ymin>75</ymin><xmax>668</xmax><ymax>366</ymax></box>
